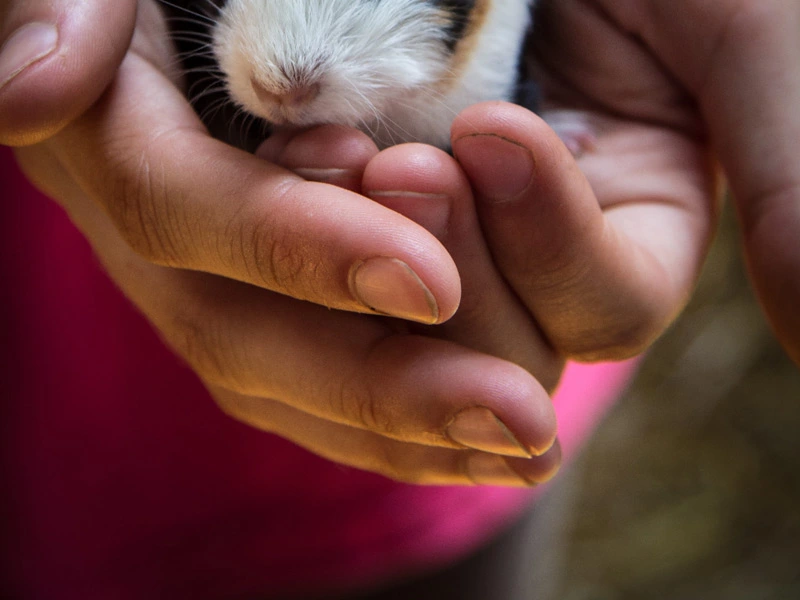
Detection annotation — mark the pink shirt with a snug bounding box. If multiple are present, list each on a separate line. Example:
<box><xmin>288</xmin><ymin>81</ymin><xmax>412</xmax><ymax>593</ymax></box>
<box><xmin>0</xmin><ymin>148</ymin><xmax>638</xmax><ymax>598</ymax></box>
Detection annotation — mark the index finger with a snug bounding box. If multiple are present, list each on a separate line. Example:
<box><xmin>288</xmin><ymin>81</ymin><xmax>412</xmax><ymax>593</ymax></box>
<box><xmin>49</xmin><ymin>51</ymin><xmax>460</xmax><ymax>324</ymax></box>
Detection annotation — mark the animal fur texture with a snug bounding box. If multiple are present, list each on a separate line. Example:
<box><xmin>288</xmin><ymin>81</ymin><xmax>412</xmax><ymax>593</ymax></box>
<box><xmin>160</xmin><ymin>0</ymin><xmax>536</xmax><ymax>150</ymax></box>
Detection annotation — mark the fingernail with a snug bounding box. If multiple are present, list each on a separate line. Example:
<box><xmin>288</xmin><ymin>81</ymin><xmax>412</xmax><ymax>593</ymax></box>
<box><xmin>447</xmin><ymin>407</ymin><xmax>532</xmax><ymax>458</ymax></box>
<box><xmin>452</xmin><ymin>134</ymin><xmax>534</xmax><ymax>202</ymax></box>
<box><xmin>508</xmin><ymin>440</ymin><xmax>563</xmax><ymax>485</ymax></box>
<box><xmin>349</xmin><ymin>257</ymin><xmax>439</xmax><ymax>323</ymax></box>
<box><xmin>291</xmin><ymin>167</ymin><xmax>351</xmax><ymax>183</ymax></box>
<box><xmin>466</xmin><ymin>454</ymin><xmax>534</xmax><ymax>487</ymax></box>
<box><xmin>292</xmin><ymin>167</ymin><xmax>362</xmax><ymax>191</ymax></box>
<box><xmin>0</xmin><ymin>22</ymin><xmax>59</xmax><ymax>91</ymax></box>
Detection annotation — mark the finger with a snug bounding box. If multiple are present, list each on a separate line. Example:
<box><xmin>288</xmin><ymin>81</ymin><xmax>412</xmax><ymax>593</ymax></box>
<box><xmin>170</xmin><ymin>279</ymin><xmax>557</xmax><ymax>457</ymax></box>
<box><xmin>256</xmin><ymin>124</ymin><xmax>379</xmax><ymax>193</ymax></box>
<box><xmin>47</xmin><ymin>52</ymin><xmax>460</xmax><ymax>324</ymax></box>
<box><xmin>452</xmin><ymin>102</ymin><xmax>716</xmax><ymax>360</ymax></box>
<box><xmin>31</xmin><ymin>163</ymin><xmax>557</xmax><ymax>458</ymax></box>
<box><xmin>212</xmin><ymin>387</ymin><xmax>563</xmax><ymax>487</ymax></box>
<box><xmin>17</xmin><ymin>134</ymin><xmax>560</xmax><ymax>478</ymax></box>
<box><xmin>0</xmin><ymin>0</ymin><xmax>137</xmax><ymax>146</ymax></box>
<box><xmin>361</xmin><ymin>143</ymin><xmax>564</xmax><ymax>391</ymax></box>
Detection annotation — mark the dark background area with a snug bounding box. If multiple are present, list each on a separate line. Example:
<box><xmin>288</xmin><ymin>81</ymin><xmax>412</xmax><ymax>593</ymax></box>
<box><xmin>535</xmin><ymin>202</ymin><xmax>800</xmax><ymax>599</ymax></box>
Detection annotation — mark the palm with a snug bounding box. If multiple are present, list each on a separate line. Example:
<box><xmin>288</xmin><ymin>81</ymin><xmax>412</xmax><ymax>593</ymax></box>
<box><xmin>530</xmin><ymin>0</ymin><xmax>800</xmax><ymax>365</ymax></box>
<box><xmin>454</xmin><ymin>0</ymin><xmax>720</xmax><ymax>362</ymax></box>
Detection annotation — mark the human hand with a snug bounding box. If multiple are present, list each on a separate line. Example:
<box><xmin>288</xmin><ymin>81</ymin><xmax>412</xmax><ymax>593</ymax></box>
<box><xmin>9</xmin><ymin>0</ymin><xmax>567</xmax><ymax>486</ymax></box>
<box><xmin>246</xmin><ymin>96</ymin><xmax>714</xmax><ymax>484</ymax></box>
<box><xmin>518</xmin><ymin>0</ymin><xmax>800</xmax><ymax>366</ymax></box>
<box><xmin>3</xmin><ymin>0</ymin><xmax>464</xmax><ymax>322</ymax></box>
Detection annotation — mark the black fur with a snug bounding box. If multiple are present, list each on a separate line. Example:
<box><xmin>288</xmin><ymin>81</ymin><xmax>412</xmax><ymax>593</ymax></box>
<box><xmin>434</xmin><ymin>0</ymin><xmax>477</xmax><ymax>51</ymax></box>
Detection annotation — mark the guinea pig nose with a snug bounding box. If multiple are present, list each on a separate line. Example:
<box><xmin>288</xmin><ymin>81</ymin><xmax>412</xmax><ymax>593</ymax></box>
<box><xmin>251</xmin><ymin>77</ymin><xmax>320</xmax><ymax>109</ymax></box>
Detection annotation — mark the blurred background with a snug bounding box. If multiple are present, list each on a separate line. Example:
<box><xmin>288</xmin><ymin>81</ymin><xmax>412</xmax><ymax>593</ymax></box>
<box><xmin>533</xmin><ymin>202</ymin><xmax>800</xmax><ymax>600</ymax></box>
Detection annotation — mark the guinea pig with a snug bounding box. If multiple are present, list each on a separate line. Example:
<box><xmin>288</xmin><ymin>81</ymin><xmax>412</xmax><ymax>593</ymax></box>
<box><xmin>159</xmin><ymin>0</ymin><xmax>539</xmax><ymax>151</ymax></box>
<box><xmin>213</xmin><ymin>0</ymin><xmax>533</xmax><ymax>149</ymax></box>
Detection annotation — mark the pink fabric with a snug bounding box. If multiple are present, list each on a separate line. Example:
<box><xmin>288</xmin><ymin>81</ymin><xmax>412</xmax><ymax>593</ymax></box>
<box><xmin>0</xmin><ymin>148</ymin><xmax>638</xmax><ymax>599</ymax></box>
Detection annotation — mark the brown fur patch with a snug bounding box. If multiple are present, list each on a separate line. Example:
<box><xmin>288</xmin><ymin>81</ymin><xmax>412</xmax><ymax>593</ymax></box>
<box><xmin>437</xmin><ymin>0</ymin><xmax>493</xmax><ymax>93</ymax></box>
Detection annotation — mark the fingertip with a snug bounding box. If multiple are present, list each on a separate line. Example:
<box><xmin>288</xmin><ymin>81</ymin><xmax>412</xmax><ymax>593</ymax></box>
<box><xmin>256</xmin><ymin>125</ymin><xmax>379</xmax><ymax>192</ymax></box>
<box><xmin>452</xmin><ymin>102</ymin><xmax>580</xmax><ymax>192</ymax></box>
<box><xmin>363</xmin><ymin>143</ymin><xmax>464</xmax><ymax>195</ymax></box>
<box><xmin>452</xmin><ymin>133</ymin><xmax>536</xmax><ymax>202</ymax></box>
<box><xmin>348</xmin><ymin>256</ymin><xmax>445</xmax><ymax>325</ymax></box>
<box><xmin>493</xmin><ymin>364</ymin><xmax>558</xmax><ymax>457</ymax></box>
<box><xmin>506</xmin><ymin>437</ymin><xmax>563</xmax><ymax>485</ymax></box>
<box><xmin>256</xmin><ymin>132</ymin><xmax>463</xmax><ymax>319</ymax></box>
<box><xmin>254</xmin><ymin>128</ymin><xmax>295</xmax><ymax>162</ymax></box>
<box><xmin>441</xmin><ymin>357</ymin><xmax>558</xmax><ymax>459</ymax></box>
<box><xmin>464</xmin><ymin>439</ymin><xmax>562</xmax><ymax>486</ymax></box>
<box><xmin>362</xmin><ymin>144</ymin><xmax>467</xmax><ymax>239</ymax></box>
<box><xmin>0</xmin><ymin>0</ymin><xmax>137</xmax><ymax>145</ymax></box>
<box><xmin>451</xmin><ymin>101</ymin><xmax>552</xmax><ymax>146</ymax></box>
<box><xmin>453</xmin><ymin>101</ymin><xmax>583</xmax><ymax>176</ymax></box>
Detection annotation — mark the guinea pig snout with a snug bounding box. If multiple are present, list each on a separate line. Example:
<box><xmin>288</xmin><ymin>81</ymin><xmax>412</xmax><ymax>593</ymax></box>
<box><xmin>250</xmin><ymin>77</ymin><xmax>321</xmax><ymax>116</ymax></box>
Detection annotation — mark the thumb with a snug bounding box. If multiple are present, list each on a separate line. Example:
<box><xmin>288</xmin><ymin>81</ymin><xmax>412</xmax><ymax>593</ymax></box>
<box><xmin>0</xmin><ymin>0</ymin><xmax>137</xmax><ymax>146</ymax></box>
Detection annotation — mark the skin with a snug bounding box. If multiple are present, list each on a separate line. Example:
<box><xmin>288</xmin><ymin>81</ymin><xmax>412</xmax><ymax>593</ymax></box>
<box><xmin>1</xmin><ymin>0</ymin><xmax>797</xmax><ymax>485</ymax></box>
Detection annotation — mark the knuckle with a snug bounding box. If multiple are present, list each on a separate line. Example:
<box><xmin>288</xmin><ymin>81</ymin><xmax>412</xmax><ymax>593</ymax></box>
<box><xmin>328</xmin><ymin>374</ymin><xmax>397</xmax><ymax>436</ymax></box>
<box><xmin>249</xmin><ymin>214</ymin><xmax>322</xmax><ymax>298</ymax></box>
<box><xmin>373</xmin><ymin>446</ymin><xmax>429</xmax><ymax>485</ymax></box>
<box><xmin>560</xmin><ymin>307</ymin><xmax>665</xmax><ymax>361</ymax></box>
<box><xmin>164</xmin><ymin>306</ymin><xmax>252</xmax><ymax>393</ymax></box>
<box><xmin>102</xmin><ymin>140</ymin><xmax>188</xmax><ymax>266</ymax></box>
<box><xmin>244</xmin><ymin>180</ymin><xmax>329</xmax><ymax>298</ymax></box>
<box><xmin>374</xmin><ymin>446</ymin><xmax>408</xmax><ymax>483</ymax></box>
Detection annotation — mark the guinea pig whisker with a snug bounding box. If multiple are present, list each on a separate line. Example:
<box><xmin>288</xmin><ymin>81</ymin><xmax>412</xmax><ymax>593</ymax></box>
<box><xmin>195</xmin><ymin>0</ymin><xmax>223</xmax><ymax>18</ymax></box>
<box><xmin>189</xmin><ymin>86</ymin><xmax>229</xmax><ymax>110</ymax></box>
<box><xmin>167</xmin><ymin>32</ymin><xmax>215</xmax><ymax>47</ymax></box>
<box><xmin>172</xmin><ymin>48</ymin><xmax>216</xmax><ymax>66</ymax></box>
<box><xmin>163</xmin><ymin>18</ymin><xmax>216</xmax><ymax>39</ymax></box>
<box><xmin>341</xmin><ymin>81</ymin><xmax>397</xmax><ymax>144</ymax></box>
<box><xmin>185</xmin><ymin>72</ymin><xmax>225</xmax><ymax>89</ymax></box>
<box><xmin>227</xmin><ymin>106</ymin><xmax>258</xmax><ymax>145</ymax></box>
<box><xmin>190</xmin><ymin>85</ymin><xmax>230</xmax><ymax>113</ymax></box>
<box><xmin>197</xmin><ymin>102</ymin><xmax>222</xmax><ymax>124</ymax></box>
<box><xmin>158</xmin><ymin>1</ymin><xmax>217</xmax><ymax>27</ymax></box>
<box><xmin>239</xmin><ymin>112</ymin><xmax>265</xmax><ymax>148</ymax></box>
<box><xmin>181</xmin><ymin>65</ymin><xmax>224</xmax><ymax>79</ymax></box>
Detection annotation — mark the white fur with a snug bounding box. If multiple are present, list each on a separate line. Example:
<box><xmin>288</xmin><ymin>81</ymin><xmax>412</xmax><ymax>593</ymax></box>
<box><xmin>214</xmin><ymin>0</ymin><xmax>532</xmax><ymax>149</ymax></box>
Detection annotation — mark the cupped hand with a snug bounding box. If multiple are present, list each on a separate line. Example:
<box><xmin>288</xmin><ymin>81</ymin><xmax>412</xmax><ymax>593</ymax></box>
<box><xmin>9</xmin><ymin>0</ymin><xmax>566</xmax><ymax>486</ymax></box>
<box><xmin>450</xmin><ymin>102</ymin><xmax>718</xmax><ymax>363</ymax></box>
<box><xmin>508</xmin><ymin>0</ymin><xmax>800</xmax><ymax>365</ymax></box>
